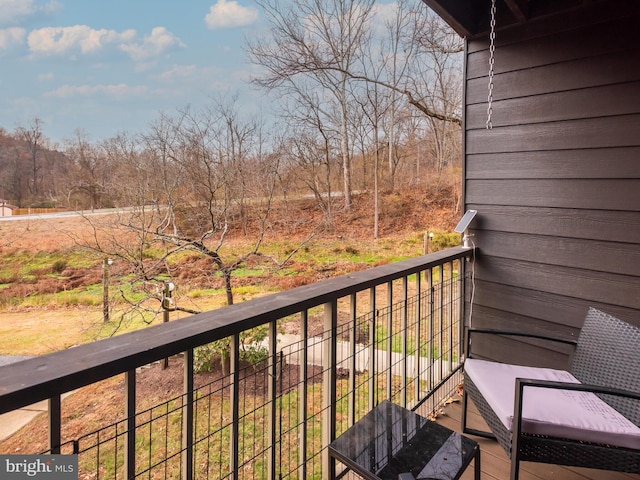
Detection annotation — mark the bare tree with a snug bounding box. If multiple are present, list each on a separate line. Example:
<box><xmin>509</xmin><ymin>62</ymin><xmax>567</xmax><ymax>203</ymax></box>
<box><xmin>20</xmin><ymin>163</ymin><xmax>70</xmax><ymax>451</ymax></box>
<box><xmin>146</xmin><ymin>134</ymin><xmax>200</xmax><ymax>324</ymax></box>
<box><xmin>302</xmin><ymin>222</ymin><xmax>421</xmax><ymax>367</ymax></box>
<box><xmin>100</xmin><ymin>132</ymin><xmax>144</xmax><ymax>207</ymax></box>
<box><xmin>350</xmin><ymin>4</ymin><xmax>463</xmax><ymax>191</ymax></box>
<box><xmin>247</xmin><ymin>0</ymin><xmax>376</xmax><ymax>211</ymax></box>
<box><xmin>351</xmin><ymin>66</ymin><xmax>386</xmax><ymax>238</ymax></box>
<box><xmin>289</xmin><ymin>129</ymin><xmax>336</xmax><ymax>224</ymax></box>
<box><xmin>247</xmin><ymin>0</ymin><xmax>463</xmax><ymax>236</ymax></box>
<box><xmin>278</xmin><ymin>81</ymin><xmax>342</xmax><ymax>227</ymax></box>
<box><xmin>3</xmin><ymin>148</ymin><xmax>29</xmax><ymax>207</ymax></box>
<box><xmin>140</xmin><ymin>112</ymin><xmax>188</xmax><ymax>236</ymax></box>
<box><xmin>411</xmin><ymin>10</ymin><xmax>463</xmax><ymax>172</ymax></box>
<box><xmin>69</xmin><ymin>99</ymin><xmax>292</xmax><ymax>337</ymax></box>
<box><xmin>377</xmin><ymin>0</ymin><xmax>418</xmax><ymax>192</ymax></box>
<box><xmin>15</xmin><ymin>117</ymin><xmax>46</xmax><ymax>200</ymax></box>
<box><xmin>64</xmin><ymin>129</ymin><xmax>111</xmax><ymax>210</ymax></box>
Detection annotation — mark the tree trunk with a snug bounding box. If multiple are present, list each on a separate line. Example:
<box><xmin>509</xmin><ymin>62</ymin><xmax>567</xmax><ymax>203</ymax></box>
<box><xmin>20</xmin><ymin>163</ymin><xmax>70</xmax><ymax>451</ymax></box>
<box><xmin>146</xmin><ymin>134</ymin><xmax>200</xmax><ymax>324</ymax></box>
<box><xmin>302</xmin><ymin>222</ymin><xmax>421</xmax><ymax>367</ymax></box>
<box><xmin>340</xmin><ymin>77</ymin><xmax>353</xmax><ymax>211</ymax></box>
<box><xmin>224</xmin><ymin>271</ymin><xmax>234</xmax><ymax>306</ymax></box>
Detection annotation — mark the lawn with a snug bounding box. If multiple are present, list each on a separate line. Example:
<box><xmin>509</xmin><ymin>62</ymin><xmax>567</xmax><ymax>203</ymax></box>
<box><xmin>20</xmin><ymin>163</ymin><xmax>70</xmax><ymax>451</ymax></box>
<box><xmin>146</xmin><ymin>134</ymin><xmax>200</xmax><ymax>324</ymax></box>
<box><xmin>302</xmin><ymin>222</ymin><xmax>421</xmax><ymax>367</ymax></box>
<box><xmin>0</xmin><ymin>197</ymin><xmax>459</xmax><ymax>356</ymax></box>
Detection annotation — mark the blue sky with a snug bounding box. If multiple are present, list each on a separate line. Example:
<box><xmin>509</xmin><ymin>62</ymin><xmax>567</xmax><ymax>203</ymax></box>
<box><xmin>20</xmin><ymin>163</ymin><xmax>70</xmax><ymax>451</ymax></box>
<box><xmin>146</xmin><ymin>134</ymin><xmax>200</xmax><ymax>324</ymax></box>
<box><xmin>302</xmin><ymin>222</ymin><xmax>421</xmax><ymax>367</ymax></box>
<box><xmin>0</xmin><ymin>0</ymin><xmax>265</xmax><ymax>144</ymax></box>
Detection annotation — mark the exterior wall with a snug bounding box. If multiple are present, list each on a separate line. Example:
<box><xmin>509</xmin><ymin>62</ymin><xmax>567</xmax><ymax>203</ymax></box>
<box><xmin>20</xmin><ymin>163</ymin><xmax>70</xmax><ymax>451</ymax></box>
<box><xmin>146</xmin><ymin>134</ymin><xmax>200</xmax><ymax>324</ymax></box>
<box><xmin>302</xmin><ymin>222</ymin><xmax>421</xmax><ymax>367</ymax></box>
<box><xmin>463</xmin><ymin>3</ymin><xmax>640</xmax><ymax>365</ymax></box>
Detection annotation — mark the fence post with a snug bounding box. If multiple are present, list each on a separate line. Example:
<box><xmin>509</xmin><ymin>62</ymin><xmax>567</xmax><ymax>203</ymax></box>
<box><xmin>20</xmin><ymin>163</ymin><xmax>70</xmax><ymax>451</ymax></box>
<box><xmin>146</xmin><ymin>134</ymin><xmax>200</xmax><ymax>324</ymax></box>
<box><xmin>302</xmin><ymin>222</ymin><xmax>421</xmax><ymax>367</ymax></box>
<box><xmin>348</xmin><ymin>293</ymin><xmax>357</xmax><ymax>427</ymax></box>
<box><xmin>48</xmin><ymin>395</ymin><xmax>61</xmax><ymax>454</ymax></box>
<box><xmin>268</xmin><ymin>320</ymin><xmax>278</xmax><ymax>480</ymax></box>
<box><xmin>182</xmin><ymin>349</ymin><xmax>194</xmax><ymax>480</ymax></box>
<box><xmin>401</xmin><ymin>276</ymin><xmax>408</xmax><ymax>409</ymax></box>
<box><xmin>386</xmin><ymin>281</ymin><xmax>393</xmax><ymax>400</ymax></box>
<box><xmin>102</xmin><ymin>258</ymin><xmax>111</xmax><ymax>323</ymax></box>
<box><xmin>368</xmin><ymin>287</ymin><xmax>377</xmax><ymax>411</ymax></box>
<box><xmin>322</xmin><ymin>300</ymin><xmax>337</xmax><ymax>480</ymax></box>
<box><xmin>448</xmin><ymin>261</ymin><xmax>454</xmax><ymax>374</ymax></box>
<box><xmin>429</xmin><ymin>268</ymin><xmax>435</xmax><ymax>399</ymax></box>
<box><xmin>459</xmin><ymin>258</ymin><xmax>468</xmax><ymax>361</ymax></box>
<box><xmin>229</xmin><ymin>334</ymin><xmax>240</xmax><ymax>480</ymax></box>
<box><xmin>414</xmin><ymin>270</ymin><xmax>422</xmax><ymax>405</ymax></box>
<box><xmin>298</xmin><ymin>310</ymin><xmax>309</xmax><ymax>480</ymax></box>
<box><xmin>438</xmin><ymin>267</ymin><xmax>445</xmax><ymax>383</ymax></box>
<box><xmin>125</xmin><ymin>370</ymin><xmax>136</xmax><ymax>479</ymax></box>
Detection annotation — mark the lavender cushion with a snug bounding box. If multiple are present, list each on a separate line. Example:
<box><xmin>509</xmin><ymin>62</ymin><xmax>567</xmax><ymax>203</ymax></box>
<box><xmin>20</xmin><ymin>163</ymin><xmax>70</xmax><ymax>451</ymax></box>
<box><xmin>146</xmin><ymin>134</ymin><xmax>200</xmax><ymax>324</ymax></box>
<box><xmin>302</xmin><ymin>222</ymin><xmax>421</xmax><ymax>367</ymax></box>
<box><xmin>465</xmin><ymin>358</ymin><xmax>640</xmax><ymax>449</ymax></box>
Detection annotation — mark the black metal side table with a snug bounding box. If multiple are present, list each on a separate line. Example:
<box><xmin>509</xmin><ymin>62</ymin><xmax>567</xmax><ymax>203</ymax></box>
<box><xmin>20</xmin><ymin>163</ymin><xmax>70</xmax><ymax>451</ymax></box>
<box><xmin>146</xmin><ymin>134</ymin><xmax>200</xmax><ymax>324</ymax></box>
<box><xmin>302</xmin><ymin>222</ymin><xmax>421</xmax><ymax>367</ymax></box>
<box><xmin>329</xmin><ymin>401</ymin><xmax>480</xmax><ymax>480</ymax></box>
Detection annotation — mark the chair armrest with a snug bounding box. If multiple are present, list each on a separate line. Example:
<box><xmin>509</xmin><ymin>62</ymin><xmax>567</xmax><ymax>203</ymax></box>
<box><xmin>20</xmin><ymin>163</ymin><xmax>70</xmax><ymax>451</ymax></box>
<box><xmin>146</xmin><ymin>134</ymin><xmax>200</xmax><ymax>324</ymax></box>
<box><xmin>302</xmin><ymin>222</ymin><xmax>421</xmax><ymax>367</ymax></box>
<box><xmin>515</xmin><ymin>378</ymin><xmax>640</xmax><ymax>400</ymax></box>
<box><xmin>465</xmin><ymin>328</ymin><xmax>577</xmax><ymax>358</ymax></box>
<box><xmin>512</xmin><ymin>377</ymin><xmax>640</xmax><ymax>446</ymax></box>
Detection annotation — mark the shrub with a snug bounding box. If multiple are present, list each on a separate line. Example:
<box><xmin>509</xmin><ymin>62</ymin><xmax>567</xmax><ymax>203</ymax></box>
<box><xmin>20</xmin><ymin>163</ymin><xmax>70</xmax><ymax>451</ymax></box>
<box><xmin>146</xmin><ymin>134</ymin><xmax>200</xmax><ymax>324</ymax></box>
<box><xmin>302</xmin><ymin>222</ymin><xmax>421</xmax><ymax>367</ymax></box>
<box><xmin>431</xmin><ymin>232</ymin><xmax>461</xmax><ymax>250</ymax></box>
<box><xmin>193</xmin><ymin>325</ymin><xmax>270</xmax><ymax>374</ymax></box>
<box><xmin>193</xmin><ymin>342</ymin><xmax>221</xmax><ymax>373</ymax></box>
<box><xmin>241</xmin><ymin>343</ymin><xmax>269</xmax><ymax>366</ymax></box>
<box><xmin>52</xmin><ymin>259</ymin><xmax>68</xmax><ymax>274</ymax></box>
<box><xmin>344</xmin><ymin>246</ymin><xmax>359</xmax><ymax>255</ymax></box>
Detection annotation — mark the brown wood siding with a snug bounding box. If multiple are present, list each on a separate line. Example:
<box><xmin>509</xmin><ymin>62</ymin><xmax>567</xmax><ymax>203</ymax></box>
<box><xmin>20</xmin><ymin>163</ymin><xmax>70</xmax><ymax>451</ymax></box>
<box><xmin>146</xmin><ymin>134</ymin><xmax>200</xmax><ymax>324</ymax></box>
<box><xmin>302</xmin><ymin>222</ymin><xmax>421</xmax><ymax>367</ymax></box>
<box><xmin>463</xmin><ymin>1</ymin><xmax>640</xmax><ymax>363</ymax></box>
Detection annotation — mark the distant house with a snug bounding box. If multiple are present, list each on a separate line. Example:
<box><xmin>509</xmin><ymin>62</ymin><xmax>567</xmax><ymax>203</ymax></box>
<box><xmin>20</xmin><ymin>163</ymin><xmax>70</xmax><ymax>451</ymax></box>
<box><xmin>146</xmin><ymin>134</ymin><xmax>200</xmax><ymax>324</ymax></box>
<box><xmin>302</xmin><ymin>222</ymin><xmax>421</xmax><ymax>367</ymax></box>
<box><xmin>0</xmin><ymin>200</ymin><xmax>17</xmax><ymax>217</ymax></box>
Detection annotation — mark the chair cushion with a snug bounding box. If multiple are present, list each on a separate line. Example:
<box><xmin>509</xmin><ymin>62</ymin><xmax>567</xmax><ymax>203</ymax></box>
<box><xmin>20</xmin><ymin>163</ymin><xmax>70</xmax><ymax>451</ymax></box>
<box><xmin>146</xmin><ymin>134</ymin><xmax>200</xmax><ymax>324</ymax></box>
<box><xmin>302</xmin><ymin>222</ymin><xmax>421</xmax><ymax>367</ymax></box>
<box><xmin>465</xmin><ymin>358</ymin><xmax>640</xmax><ymax>449</ymax></box>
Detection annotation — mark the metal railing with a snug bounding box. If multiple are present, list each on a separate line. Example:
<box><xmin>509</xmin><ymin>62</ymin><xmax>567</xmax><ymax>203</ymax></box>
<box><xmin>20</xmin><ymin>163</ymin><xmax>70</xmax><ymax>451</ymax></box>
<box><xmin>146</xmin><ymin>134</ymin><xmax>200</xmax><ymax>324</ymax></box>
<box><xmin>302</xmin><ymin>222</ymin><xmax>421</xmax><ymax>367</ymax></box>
<box><xmin>0</xmin><ymin>246</ymin><xmax>473</xmax><ymax>479</ymax></box>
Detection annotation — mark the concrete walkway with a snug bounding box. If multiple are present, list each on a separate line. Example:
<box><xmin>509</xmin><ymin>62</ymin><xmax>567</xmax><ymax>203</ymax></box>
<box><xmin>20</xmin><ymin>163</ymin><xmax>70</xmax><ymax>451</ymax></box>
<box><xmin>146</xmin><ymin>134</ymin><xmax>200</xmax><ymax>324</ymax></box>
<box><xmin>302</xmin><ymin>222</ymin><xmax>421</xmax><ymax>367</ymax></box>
<box><xmin>0</xmin><ymin>356</ymin><xmax>81</xmax><ymax>441</ymax></box>
<box><xmin>0</xmin><ymin>399</ymin><xmax>50</xmax><ymax>441</ymax></box>
<box><xmin>0</xmin><ymin>357</ymin><xmax>78</xmax><ymax>441</ymax></box>
<box><xmin>0</xmin><ymin>356</ymin><xmax>40</xmax><ymax>441</ymax></box>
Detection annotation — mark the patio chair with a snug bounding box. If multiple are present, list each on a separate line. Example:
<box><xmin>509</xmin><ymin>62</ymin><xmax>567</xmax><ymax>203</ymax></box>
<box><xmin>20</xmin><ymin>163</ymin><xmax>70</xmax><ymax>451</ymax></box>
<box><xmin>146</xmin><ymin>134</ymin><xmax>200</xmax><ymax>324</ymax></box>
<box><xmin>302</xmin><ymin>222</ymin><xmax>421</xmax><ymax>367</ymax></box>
<box><xmin>462</xmin><ymin>307</ymin><xmax>640</xmax><ymax>480</ymax></box>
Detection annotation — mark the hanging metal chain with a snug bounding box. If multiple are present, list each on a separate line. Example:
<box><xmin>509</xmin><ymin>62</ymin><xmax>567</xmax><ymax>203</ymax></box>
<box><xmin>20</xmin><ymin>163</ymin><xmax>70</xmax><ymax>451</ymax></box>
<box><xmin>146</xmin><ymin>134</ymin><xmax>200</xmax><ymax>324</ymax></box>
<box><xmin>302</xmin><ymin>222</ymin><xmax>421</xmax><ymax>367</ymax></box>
<box><xmin>486</xmin><ymin>0</ymin><xmax>497</xmax><ymax>129</ymax></box>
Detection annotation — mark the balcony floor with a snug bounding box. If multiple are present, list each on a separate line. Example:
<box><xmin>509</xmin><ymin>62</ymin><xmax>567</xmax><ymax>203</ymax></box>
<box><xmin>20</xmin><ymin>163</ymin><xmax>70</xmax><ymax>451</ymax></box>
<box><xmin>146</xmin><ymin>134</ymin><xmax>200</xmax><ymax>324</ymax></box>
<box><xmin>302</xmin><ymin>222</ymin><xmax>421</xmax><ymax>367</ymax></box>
<box><xmin>432</xmin><ymin>396</ymin><xmax>640</xmax><ymax>480</ymax></box>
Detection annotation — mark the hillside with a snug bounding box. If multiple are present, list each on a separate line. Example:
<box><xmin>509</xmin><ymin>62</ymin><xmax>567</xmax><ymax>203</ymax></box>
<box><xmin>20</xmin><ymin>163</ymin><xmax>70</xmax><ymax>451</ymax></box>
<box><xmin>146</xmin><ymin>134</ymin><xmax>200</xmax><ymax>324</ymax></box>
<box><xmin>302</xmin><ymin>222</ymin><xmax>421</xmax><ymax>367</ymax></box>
<box><xmin>0</xmin><ymin>186</ymin><xmax>459</xmax><ymax>310</ymax></box>
<box><xmin>0</xmin><ymin>184</ymin><xmax>461</xmax><ymax>454</ymax></box>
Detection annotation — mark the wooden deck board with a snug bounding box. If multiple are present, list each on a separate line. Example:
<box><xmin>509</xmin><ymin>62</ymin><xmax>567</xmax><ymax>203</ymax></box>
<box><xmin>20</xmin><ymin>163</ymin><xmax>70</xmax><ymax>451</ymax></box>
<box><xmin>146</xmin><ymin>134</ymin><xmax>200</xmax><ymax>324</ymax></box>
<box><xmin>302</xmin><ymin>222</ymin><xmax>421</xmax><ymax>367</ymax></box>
<box><xmin>425</xmin><ymin>396</ymin><xmax>640</xmax><ymax>480</ymax></box>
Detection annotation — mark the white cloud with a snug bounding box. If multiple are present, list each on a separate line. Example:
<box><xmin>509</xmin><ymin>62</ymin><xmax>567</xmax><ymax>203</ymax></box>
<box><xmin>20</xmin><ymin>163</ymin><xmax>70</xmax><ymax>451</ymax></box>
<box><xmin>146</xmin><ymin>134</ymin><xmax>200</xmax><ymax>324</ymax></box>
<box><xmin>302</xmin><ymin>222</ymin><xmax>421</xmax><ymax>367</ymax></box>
<box><xmin>133</xmin><ymin>61</ymin><xmax>158</xmax><ymax>73</ymax></box>
<box><xmin>0</xmin><ymin>0</ymin><xmax>35</xmax><ymax>25</ymax></box>
<box><xmin>0</xmin><ymin>0</ymin><xmax>61</xmax><ymax>27</ymax></box>
<box><xmin>0</xmin><ymin>27</ymin><xmax>25</xmax><ymax>49</ymax></box>
<box><xmin>151</xmin><ymin>64</ymin><xmax>241</xmax><ymax>96</ymax></box>
<box><xmin>28</xmin><ymin>25</ymin><xmax>136</xmax><ymax>56</ymax></box>
<box><xmin>45</xmin><ymin>83</ymin><xmax>148</xmax><ymax>99</ymax></box>
<box><xmin>38</xmin><ymin>71</ymin><xmax>54</xmax><ymax>81</ymax></box>
<box><xmin>26</xmin><ymin>25</ymin><xmax>184</xmax><ymax>61</ymax></box>
<box><xmin>158</xmin><ymin>64</ymin><xmax>198</xmax><ymax>81</ymax></box>
<box><xmin>205</xmin><ymin>0</ymin><xmax>258</xmax><ymax>29</ymax></box>
<box><xmin>119</xmin><ymin>26</ymin><xmax>185</xmax><ymax>61</ymax></box>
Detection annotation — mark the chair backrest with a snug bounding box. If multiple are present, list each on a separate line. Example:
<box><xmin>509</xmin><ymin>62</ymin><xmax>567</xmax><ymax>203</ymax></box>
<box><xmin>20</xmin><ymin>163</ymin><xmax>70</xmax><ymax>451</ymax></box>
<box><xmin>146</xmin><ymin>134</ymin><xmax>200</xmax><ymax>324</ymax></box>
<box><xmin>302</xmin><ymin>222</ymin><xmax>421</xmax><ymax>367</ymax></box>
<box><xmin>571</xmin><ymin>307</ymin><xmax>640</xmax><ymax>425</ymax></box>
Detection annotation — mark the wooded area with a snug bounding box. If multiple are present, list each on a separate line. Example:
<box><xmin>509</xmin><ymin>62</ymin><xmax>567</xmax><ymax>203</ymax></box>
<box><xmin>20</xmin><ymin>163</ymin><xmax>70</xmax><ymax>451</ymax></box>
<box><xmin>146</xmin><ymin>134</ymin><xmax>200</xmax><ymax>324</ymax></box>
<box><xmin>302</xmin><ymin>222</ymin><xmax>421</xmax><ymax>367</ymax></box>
<box><xmin>0</xmin><ymin>3</ymin><xmax>462</xmax><ymax>227</ymax></box>
<box><xmin>0</xmin><ymin>2</ymin><xmax>464</xmax><ymax>319</ymax></box>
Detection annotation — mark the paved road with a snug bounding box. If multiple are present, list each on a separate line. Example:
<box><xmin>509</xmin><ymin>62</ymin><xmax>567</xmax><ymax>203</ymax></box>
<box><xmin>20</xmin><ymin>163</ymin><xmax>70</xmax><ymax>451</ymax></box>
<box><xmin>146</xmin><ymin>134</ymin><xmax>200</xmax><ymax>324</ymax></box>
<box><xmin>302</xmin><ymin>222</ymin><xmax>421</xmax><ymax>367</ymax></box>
<box><xmin>0</xmin><ymin>207</ymin><xmax>131</xmax><ymax>222</ymax></box>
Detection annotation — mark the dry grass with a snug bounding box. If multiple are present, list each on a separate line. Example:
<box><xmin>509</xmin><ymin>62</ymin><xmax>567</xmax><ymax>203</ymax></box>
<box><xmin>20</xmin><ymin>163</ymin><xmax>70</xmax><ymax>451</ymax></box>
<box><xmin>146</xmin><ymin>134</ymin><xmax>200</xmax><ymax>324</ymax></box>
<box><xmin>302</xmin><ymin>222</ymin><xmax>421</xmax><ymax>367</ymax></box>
<box><xmin>0</xmin><ymin>189</ymin><xmax>459</xmax><ymax>356</ymax></box>
<box><xmin>0</xmin><ymin>309</ymin><xmax>98</xmax><ymax>355</ymax></box>
<box><xmin>0</xmin><ymin>215</ymin><xmax>99</xmax><ymax>251</ymax></box>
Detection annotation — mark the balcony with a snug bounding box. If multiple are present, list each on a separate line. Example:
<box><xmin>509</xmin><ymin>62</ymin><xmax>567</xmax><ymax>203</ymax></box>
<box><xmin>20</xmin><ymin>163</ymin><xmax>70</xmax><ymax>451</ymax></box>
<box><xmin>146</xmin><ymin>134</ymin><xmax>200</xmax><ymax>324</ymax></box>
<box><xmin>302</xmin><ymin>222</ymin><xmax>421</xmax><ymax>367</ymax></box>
<box><xmin>0</xmin><ymin>247</ymin><xmax>472</xmax><ymax>479</ymax></box>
